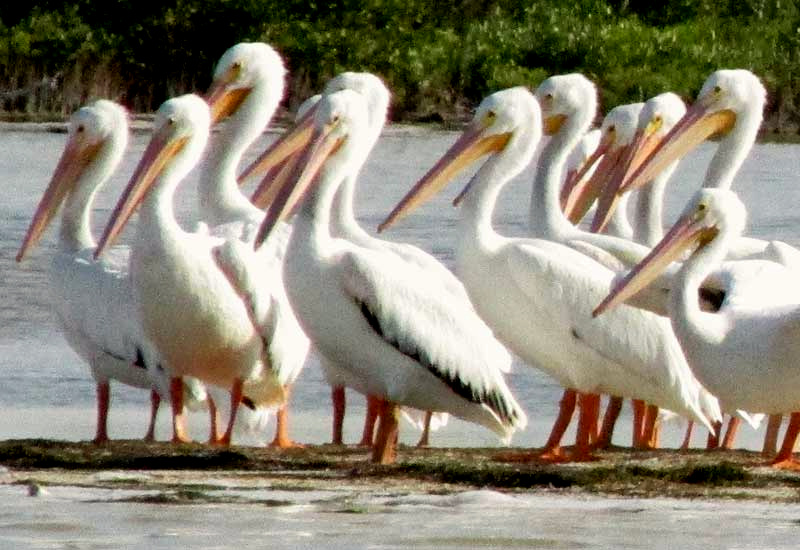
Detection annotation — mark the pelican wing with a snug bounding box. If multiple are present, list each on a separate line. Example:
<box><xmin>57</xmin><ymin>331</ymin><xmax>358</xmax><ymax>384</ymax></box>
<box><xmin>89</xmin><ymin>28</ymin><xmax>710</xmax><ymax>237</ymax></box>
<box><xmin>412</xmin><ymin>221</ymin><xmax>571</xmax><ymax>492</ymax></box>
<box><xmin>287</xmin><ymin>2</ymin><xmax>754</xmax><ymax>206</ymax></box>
<box><xmin>212</xmin><ymin>237</ymin><xmax>309</xmax><ymax>387</ymax></box>
<box><xmin>51</xmin><ymin>247</ymin><xmax>168</xmax><ymax>391</ymax></box>
<box><xmin>505</xmin><ymin>240</ymin><xmax>713</xmax><ymax>429</ymax></box>
<box><xmin>339</xmin><ymin>249</ymin><xmax>523</xmax><ymax>428</ymax></box>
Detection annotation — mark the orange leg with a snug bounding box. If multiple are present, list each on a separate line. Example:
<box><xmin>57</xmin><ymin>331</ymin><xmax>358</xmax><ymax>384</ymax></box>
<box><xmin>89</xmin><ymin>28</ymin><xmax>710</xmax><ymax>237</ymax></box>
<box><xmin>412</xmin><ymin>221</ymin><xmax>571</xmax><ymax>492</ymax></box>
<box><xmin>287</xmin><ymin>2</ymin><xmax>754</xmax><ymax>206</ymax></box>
<box><xmin>372</xmin><ymin>399</ymin><xmax>400</xmax><ymax>465</ymax></box>
<box><xmin>218</xmin><ymin>378</ymin><xmax>244</xmax><ymax>446</ymax></box>
<box><xmin>271</xmin><ymin>386</ymin><xmax>304</xmax><ymax>448</ymax></box>
<box><xmin>640</xmin><ymin>404</ymin><xmax>660</xmax><ymax>450</ymax></box>
<box><xmin>170</xmin><ymin>377</ymin><xmax>191</xmax><ymax>444</ymax></box>
<box><xmin>771</xmin><ymin>412</ymin><xmax>800</xmax><ymax>469</ymax></box>
<box><xmin>358</xmin><ymin>395</ymin><xmax>381</xmax><ymax>447</ymax></box>
<box><xmin>680</xmin><ymin>420</ymin><xmax>694</xmax><ymax>451</ymax></box>
<box><xmin>720</xmin><ymin>416</ymin><xmax>741</xmax><ymax>450</ymax></box>
<box><xmin>595</xmin><ymin>395</ymin><xmax>623</xmax><ymax>449</ymax></box>
<box><xmin>143</xmin><ymin>388</ymin><xmax>161</xmax><ymax>442</ymax></box>
<box><xmin>93</xmin><ymin>381</ymin><xmax>111</xmax><ymax>444</ymax></box>
<box><xmin>571</xmin><ymin>392</ymin><xmax>601</xmax><ymax>461</ymax></box>
<box><xmin>762</xmin><ymin>414</ymin><xmax>782</xmax><ymax>457</ymax></box>
<box><xmin>416</xmin><ymin>411</ymin><xmax>433</xmax><ymax>448</ymax></box>
<box><xmin>331</xmin><ymin>386</ymin><xmax>345</xmax><ymax>445</ymax></box>
<box><xmin>540</xmin><ymin>388</ymin><xmax>577</xmax><ymax>460</ymax></box>
<box><xmin>631</xmin><ymin>399</ymin><xmax>646</xmax><ymax>448</ymax></box>
<box><xmin>706</xmin><ymin>418</ymin><xmax>723</xmax><ymax>450</ymax></box>
<box><xmin>207</xmin><ymin>394</ymin><xmax>222</xmax><ymax>444</ymax></box>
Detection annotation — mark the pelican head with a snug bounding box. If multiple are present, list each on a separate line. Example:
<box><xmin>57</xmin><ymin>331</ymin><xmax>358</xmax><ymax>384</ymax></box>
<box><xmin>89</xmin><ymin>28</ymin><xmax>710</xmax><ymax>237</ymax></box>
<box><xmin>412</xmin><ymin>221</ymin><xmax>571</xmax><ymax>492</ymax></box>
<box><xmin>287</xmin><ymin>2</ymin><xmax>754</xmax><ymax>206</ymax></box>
<box><xmin>17</xmin><ymin>100</ymin><xmax>128</xmax><ymax>261</ymax></box>
<box><xmin>253</xmin><ymin>89</ymin><xmax>371</xmax><ymax>246</ymax></box>
<box><xmin>562</xmin><ymin>102</ymin><xmax>643</xmax><ymax>224</ymax></box>
<box><xmin>324</xmin><ymin>72</ymin><xmax>390</xmax><ymax>141</ymax></box>
<box><xmin>593</xmin><ymin>188</ymin><xmax>747</xmax><ymax>317</ymax></box>
<box><xmin>205</xmin><ymin>42</ymin><xmax>285</xmax><ymax>124</ymax></box>
<box><xmin>95</xmin><ymin>94</ymin><xmax>211</xmax><ymax>258</ymax></box>
<box><xmin>379</xmin><ymin>86</ymin><xmax>541</xmax><ymax>232</ymax></box>
<box><xmin>240</xmin><ymin>71</ymin><xmax>390</xmax><ymax>203</ymax></box>
<box><xmin>618</xmin><ymin>69</ymin><xmax>765</xmax><ymax>195</ymax></box>
<box><xmin>591</xmin><ymin>92</ymin><xmax>687</xmax><ymax>232</ymax></box>
<box><xmin>535</xmin><ymin>73</ymin><xmax>597</xmax><ymax>137</ymax></box>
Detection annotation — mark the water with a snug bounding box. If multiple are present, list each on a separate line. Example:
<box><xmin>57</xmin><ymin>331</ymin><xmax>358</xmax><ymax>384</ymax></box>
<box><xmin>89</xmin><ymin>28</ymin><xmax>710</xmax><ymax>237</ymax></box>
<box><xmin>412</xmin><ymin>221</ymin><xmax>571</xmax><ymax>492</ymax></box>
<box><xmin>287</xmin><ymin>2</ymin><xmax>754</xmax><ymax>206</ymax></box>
<box><xmin>1</xmin><ymin>126</ymin><xmax>799</xmax><ymax>547</ymax></box>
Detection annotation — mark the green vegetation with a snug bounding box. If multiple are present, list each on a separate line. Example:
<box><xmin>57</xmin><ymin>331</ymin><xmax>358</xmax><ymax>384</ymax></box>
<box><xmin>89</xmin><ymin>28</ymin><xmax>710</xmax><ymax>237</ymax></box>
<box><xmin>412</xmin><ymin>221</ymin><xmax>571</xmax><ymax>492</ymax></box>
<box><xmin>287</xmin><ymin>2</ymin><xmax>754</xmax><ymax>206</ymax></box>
<box><xmin>1</xmin><ymin>1</ymin><xmax>799</xmax><ymax>132</ymax></box>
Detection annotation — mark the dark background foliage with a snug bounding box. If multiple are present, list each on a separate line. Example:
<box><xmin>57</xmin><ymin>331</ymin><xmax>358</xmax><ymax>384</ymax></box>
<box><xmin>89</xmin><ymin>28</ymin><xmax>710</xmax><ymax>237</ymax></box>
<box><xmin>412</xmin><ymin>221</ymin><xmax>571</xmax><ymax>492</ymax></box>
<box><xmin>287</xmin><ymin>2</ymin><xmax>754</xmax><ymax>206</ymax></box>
<box><xmin>1</xmin><ymin>1</ymin><xmax>798</xmax><ymax>133</ymax></box>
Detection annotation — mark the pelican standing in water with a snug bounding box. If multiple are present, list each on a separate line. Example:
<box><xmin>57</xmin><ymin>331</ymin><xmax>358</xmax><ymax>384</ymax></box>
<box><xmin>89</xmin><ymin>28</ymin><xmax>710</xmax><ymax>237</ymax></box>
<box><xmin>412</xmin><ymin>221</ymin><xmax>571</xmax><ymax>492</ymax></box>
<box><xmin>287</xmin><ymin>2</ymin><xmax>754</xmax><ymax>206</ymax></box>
<box><xmin>380</xmin><ymin>86</ymin><xmax>718</xmax><ymax>461</ymax></box>
<box><xmin>96</xmin><ymin>94</ymin><xmax>287</xmax><ymax>445</ymax></box>
<box><xmin>251</xmin><ymin>88</ymin><xmax>527</xmax><ymax>464</ymax></box>
<box><xmin>200</xmin><ymin>42</ymin><xmax>310</xmax><ymax>447</ymax></box>
<box><xmin>595</xmin><ymin>188</ymin><xmax>800</xmax><ymax>469</ymax></box>
<box><xmin>16</xmin><ymin>99</ymin><xmax>208</xmax><ymax>443</ymax></box>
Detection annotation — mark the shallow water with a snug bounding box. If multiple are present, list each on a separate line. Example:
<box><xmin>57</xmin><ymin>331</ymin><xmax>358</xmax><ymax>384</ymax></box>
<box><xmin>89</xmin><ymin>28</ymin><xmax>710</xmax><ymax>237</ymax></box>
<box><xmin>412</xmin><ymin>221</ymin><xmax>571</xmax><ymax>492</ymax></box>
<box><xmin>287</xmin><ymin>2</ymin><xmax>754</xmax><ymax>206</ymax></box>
<box><xmin>2</xmin><ymin>482</ymin><xmax>800</xmax><ymax>550</ymax></box>
<box><xmin>1</xmin><ymin>127</ymin><xmax>799</xmax><ymax>547</ymax></box>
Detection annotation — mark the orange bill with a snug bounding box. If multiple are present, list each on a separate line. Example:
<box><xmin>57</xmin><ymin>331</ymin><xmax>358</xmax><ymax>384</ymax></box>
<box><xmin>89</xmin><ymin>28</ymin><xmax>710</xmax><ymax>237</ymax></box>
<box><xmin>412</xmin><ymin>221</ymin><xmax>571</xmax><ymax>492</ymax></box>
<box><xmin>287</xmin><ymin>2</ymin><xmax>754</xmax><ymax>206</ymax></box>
<box><xmin>593</xmin><ymin>207</ymin><xmax>716</xmax><ymax>317</ymax></box>
<box><xmin>17</xmin><ymin>135</ymin><xmax>103</xmax><ymax>262</ymax></box>
<box><xmin>379</xmin><ymin>120</ymin><xmax>509</xmax><ymax>231</ymax></box>
<box><xmin>94</xmin><ymin>126</ymin><xmax>188</xmax><ymax>258</ymax></box>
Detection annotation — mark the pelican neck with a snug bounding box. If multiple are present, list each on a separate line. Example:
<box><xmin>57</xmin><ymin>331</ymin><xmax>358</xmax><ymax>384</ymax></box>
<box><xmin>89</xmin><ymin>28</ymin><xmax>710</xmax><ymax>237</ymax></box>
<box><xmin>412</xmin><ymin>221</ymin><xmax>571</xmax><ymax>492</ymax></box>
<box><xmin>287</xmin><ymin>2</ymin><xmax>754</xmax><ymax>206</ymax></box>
<box><xmin>529</xmin><ymin>122</ymin><xmax>587</xmax><ymax>241</ymax></box>
<box><xmin>198</xmin><ymin>86</ymin><xmax>277</xmax><ymax>226</ymax></box>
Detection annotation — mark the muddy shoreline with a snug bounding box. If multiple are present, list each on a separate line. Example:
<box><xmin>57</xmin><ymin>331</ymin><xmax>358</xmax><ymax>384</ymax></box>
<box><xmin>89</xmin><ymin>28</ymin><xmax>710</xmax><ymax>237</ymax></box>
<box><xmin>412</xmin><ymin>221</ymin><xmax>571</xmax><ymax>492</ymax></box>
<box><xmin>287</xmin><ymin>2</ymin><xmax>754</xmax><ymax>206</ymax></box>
<box><xmin>2</xmin><ymin>439</ymin><xmax>799</xmax><ymax>504</ymax></box>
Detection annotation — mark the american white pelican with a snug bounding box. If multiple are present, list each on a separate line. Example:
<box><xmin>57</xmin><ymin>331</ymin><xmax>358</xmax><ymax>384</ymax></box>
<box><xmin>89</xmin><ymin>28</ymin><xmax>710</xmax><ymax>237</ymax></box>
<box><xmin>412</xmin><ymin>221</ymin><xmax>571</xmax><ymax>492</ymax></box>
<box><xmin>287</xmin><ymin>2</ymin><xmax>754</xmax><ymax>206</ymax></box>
<box><xmin>630</xmin><ymin>93</ymin><xmax>686</xmax><ymax>247</ymax></box>
<box><xmin>533</xmin><ymin>75</ymin><xmax>720</xmax><ymax>453</ymax></box>
<box><xmin>15</xmin><ymin>99</ymin><xmax>208</xmax><ymax>443</ymax></box>
<box><xmin>563</xmin><ymin>103</ymin><xmax>644</xmax><ymax>241</ymax></box>
<box><xmin>562</xmin><ymin>101</ymin><xmax>670</xmax><ymax>450</ymax></box>
<box><xmin>95</xmin><ymin>94</ymin><xmax>286</xmax><ymax>445</ymax></box>
<box><xmin>380</xmin><ymin>86</ymin><xmax>718</xmax><ymax>461</ymax></box>
<box><xmin>595</xmin><ymin>188</ymin><xmax>800</xmax><ymax>469</ymax></box>
<box><xmin>609</xmin><ymin>69</ymin><xmax>800</xmax><ymax>265</ymax></box>
<box><xmin>201</xmin><ymin>42</ymin><xmax>310</xmax><ymax>448</ymax></box>
<box><xmin>252</xmin><ymin>88</ymin><xmax>527</xmax><ymax>464</ymax></box>
<box><xmin>243</xmin><ymin>73</ymin><xmax>455</xmax><ymax>447</ymax></box>
<box><xmin>317</xmin><ymin>73</ymin><xmax>458</xmax><ymax>447</ymax></box>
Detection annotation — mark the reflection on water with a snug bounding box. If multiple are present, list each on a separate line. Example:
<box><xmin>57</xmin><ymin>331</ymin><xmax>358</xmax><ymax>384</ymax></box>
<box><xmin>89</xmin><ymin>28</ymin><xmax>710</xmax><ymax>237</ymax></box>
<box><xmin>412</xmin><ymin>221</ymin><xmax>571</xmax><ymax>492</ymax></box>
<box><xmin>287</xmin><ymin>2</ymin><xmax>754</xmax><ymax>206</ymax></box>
<box><xmin>1</xmin><ymin>129</ymin><xmax>800</xmax><ymax>547</ymax></box>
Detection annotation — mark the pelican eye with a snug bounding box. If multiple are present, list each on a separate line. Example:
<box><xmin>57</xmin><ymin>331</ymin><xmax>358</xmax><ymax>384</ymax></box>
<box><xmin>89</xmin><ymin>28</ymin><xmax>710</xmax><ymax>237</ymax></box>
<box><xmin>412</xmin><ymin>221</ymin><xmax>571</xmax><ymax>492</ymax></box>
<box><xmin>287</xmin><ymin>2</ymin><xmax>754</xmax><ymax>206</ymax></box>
<box><xmin>168</xmin><ymin>116</ymin><xmax>176</xmax><ymax>126</ymax></box>
<box><xmin>713</xmin><ymin>85</ymin><xmax>722</xmax><ymax>94</ymax></box>
<box><xmin>76</xmin><ymin>124</ymin><xmax>85</xmax><ymax>133</ymax></box>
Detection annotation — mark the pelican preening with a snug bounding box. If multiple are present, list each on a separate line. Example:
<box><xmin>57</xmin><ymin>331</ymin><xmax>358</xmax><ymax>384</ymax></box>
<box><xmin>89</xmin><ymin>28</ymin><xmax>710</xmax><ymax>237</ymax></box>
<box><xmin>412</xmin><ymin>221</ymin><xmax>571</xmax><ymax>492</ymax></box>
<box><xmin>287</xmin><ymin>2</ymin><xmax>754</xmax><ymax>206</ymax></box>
<box><xmin>252</xmin><ymin>88</ymin><xmax>527</xmax><ymax>464</ymax></box>
<box><xmin>595</xmin><ymin>188</ymin><xmax>800</xmax><ymax>469</ymax></box>
<box><xmin>15</xmin><ymin>99</ymin><xmax>208</xmax><ymax>443</ymax></box>
<box><xmin>380</xmin><ymin>86</ymin><xmax>718</xmax><ymax>462</ymax></box>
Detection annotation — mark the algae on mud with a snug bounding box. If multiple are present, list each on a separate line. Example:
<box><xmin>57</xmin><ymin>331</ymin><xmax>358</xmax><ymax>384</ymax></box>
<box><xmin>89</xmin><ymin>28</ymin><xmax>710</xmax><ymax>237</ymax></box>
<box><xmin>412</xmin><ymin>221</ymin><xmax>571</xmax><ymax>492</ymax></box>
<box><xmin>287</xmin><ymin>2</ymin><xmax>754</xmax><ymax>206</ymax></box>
<box><xmin>1</xmin><ymin>439</ymin><xmax>800</xmax><ymax>503</ymax></box>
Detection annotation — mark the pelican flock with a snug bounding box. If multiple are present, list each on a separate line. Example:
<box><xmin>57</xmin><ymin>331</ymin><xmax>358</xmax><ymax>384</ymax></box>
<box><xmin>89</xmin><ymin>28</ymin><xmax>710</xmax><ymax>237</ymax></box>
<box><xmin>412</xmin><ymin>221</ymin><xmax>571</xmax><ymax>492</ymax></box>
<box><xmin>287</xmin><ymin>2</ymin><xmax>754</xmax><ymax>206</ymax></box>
<box><xmin>15</xmin><ymin>99</ymin><xmax>211</xmax><ymax>443</ymax></box>
<box><xmin>11</xmin><ymin>40</ymin><xmax>800</xmax><ymax>471</ymax></box>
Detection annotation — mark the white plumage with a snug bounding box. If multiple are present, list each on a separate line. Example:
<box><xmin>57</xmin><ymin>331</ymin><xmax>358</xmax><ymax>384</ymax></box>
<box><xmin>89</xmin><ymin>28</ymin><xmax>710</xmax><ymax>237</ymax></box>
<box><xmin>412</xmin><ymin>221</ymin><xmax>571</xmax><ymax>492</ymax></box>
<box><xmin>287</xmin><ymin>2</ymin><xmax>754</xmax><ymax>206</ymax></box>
<box><xmin>16</xmin><ymin>99</ymin><xmax>206</xmax><ymax>442</ymax></box>
<box><xmin>380</xmin><ymin>86</ymin><xmax>720</xmax><ymax>460</ymax></box>
<box><xmin>95</xmin><ymin>94</ymin><xmax>288</xmax><ymax>445</ymax></box>
<box><xmin>595</xmin><ymin>188</ymin><xmax>800</xmax><ymax>467</ymax></box>
<box><xmin>254</xmin><ymin>89</ymin><xmax>527</xmax><ymax>463</ymax></box>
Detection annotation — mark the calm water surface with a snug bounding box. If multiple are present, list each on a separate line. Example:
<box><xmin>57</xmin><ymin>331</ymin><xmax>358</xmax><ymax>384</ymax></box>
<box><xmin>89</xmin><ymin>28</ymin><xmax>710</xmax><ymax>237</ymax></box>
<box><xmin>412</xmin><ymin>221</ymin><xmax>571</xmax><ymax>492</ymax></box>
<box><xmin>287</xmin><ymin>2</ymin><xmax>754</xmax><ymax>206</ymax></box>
<box><xmin>1</xmin><ymin>126</ymin><xmax>799</xmax><ymax>548</ymax></box>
